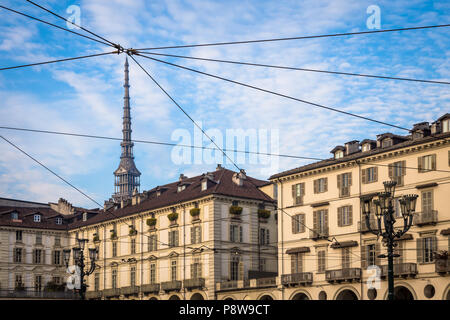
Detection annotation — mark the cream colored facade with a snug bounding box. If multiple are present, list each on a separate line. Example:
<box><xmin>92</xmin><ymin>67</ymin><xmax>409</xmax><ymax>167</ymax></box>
<box><xmin>217</xmin><ymin>117</ymin><xmax>450</xmax><ymax>300</ymax></box>
<box><xmin>75</xmin><ymin>192</ymin><xmax>277</xmax><ymax>300</ymax></box>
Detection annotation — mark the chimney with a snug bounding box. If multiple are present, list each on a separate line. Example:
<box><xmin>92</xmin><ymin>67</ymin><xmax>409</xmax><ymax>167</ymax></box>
<box><xmin>50</xmin><ymin>198</ymin><xmax>75</xmax><ymax>215</ymax></box>
<box><xmin>345</xmin><ymin>140</ymin><xmax>360</xmax><ymax>155</ymax></box>
<box><xmin>232</xmin><ymin>170</ymin><xmax>246</xmax><ymax>187</ymax></box>
<box><xmin>216</xmin><ymin>164</ymin><xmax>223</xmax><ymax>170</ymax></box>
<box><xmin>179</xmin><ymin>174</ymin><xmax>187</xmax><ymax>181</ymax></box>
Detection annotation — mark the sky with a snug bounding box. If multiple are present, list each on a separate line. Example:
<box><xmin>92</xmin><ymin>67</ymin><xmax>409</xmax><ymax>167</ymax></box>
<box><xmin>0</xmin><ymin>0</ymin><xmax>449</xmax><ymax>208</ymax></box>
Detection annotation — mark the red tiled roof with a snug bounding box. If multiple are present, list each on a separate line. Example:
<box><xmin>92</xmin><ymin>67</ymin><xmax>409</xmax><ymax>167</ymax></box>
<box><xmin>0</xmin><ymin>207</ymin><xmax>69</xmax><ymax>230</ymax></box>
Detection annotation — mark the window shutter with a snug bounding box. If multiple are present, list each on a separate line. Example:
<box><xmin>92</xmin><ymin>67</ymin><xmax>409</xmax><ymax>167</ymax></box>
<box><xmin>191</xmin><ymin>227</ymin><xmax>195</xmax><ymax>244</ymax></box>
<box><xmin>431</xmin><ymin>154</ymin><xmax>436</xmax><ymax>171</ymax></box>
<box><xmin>362</xmin><ymin>169</ymin><xmax>367</xmax><ymax>184</ymax></box>
<box><xmin>175</xmin><ymin>231</ymin><xmax>179</xmax><ymax>246</ymax></box>
<box><xmin>388</xmin><ymin>164</ymin><xmax>393</xmax><ymax>178</ymax></box>
<box><xmin>416</xmin><ymin>238</ymin><xmax>423</xmax><ymax>263</ymax></box>
<box><xmin>373</xmin><ymin>167</ymin><xmax>378</xmax><ymax>182</ymax></box>
<box><xmin>337</xmin><ymin>207</ymin><xmax>342</xmax><ymax>227</ymax></box>
<box><xmin>300</xmin><ymin>183</ymin><xmax>305</xmax><ymax>196</ymax></box>
<box><xmin>324</xmin><ymin>210</ymin><xmax>329</xmax><ymax>231</ymax></box>
<box><xmin>191</xmin><ymin>264</ymin><xmax>195</xmax><ymax>279</ymax></box>
<box><xmin>348</xmin><ymin>173</ymin><xmax>352</xmax><ymax>186</ymax></box>
<box><xmin>348</xmin><ymin>206</ymin><xmax>353</xmax><ymax>225</ymax></box>
<box><xmin>239</xmin><ymin>226</ymin><xmax>243</xmax><ymax>243</ymax></box>
<box><xmin>432</xmin><ymin>236</ymin><xmax>437</xmax><ymax>260</ymax></box>
<box><xmin>313</xmin><ymin>211</ymin><xmax>318</xmax><ymax>231</ymax></box>
<box><xmin>292</xmin><ymin>184</ymin><xmax>296</xmax><ymax>198</ymax></box>
<box><xmin>291</xmin><ymin>255</ymin><xmax>296</xmax><ymax>274</ymax></box>
<box><xmin>401</xmin><ymin>161</ymin><xmax>406</xmax><ymax>176</ymax></box>
<box><xmin>361</xmin><ymin>245</ymin><xmax>367</xmax><ymax>269</ymax></box>
<box><xmin>266</xmin><ymin>229</ymin><xmax>270</xmax><ymax>245</ymax></box>
<box><xmin>324</xmin><ymin>178</ymin><xmax>328</xmax><ymax>192</ymax></box>
<box><xmin>292</xmin><ymin>216</ymin><xmax>297</xmax><ymax>234</ymax></box>
<box><xmin>418</xmin><ymin>156</ymin><xmax>423</xmax><ymax>173</ymax></box>
<box><xmin>300</xmin><ymin>214</ymin><xmax>305</xmax><ymax>233</ymax></box>
<box><xmin>230</xmin><ymin>226</ymin><xmax>234</xmax><ymax>242</ymax></box>
<box><xmin>238</xmin><ymin>260</ymin><xmax>244</xmax><ymax>280</ymax></box>
<box><xmin>314</xmin><ymin>180</ymin><xmax>318</xmax><ymax>194</ymax></box>
<box><xmin>375</xmin><ymin>243</ymin><xmax>380</xmax><ymax>266</ymax></box>
<box><xmin>337</xmin><ymin>174</ymin><xmax>341</xmax><ymax>188</ymax></box>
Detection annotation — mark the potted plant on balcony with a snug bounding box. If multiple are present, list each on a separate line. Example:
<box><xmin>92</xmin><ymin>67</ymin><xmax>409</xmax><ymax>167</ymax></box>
<box><xmin>110</xmin><ymin>229</ymin><xmax>118</xmax><ymax>240</ymax></box>
<box><xmin>190</xmin><ymin>208</ymin><xmax>200</xmax><ymax>219</ymax></box>
<box><xmin>129</xmin><ymin>226</ymin><xmax>138</xmax><ymax>236</ymax></box>
<box><xmin>168</xmin><ymin>212</ymin><xmax>179</xmax><ymax>225</ymax></box>
<box><xmin>229</xmin><ymin>205</ymin><xmax>243</xmax><ymax>216</ymax></box>
<box><xmin>434</xmin><ymin>250</ymin><xmax>448</xmax><ymax>273</ymax></box>
<box><xmin>258</xmin><ymin>209</ymin><xmax>271</xmax><ymax>222</ymax></box>
<box><xmin>93</xmin><ymin>233</ymin><xmax>100</xmax><ymax>243</ymax></box>
<box><xmin>146</xmin><ymin>218</ymin><xmax>157</xmax><ymax>230</ymax></box>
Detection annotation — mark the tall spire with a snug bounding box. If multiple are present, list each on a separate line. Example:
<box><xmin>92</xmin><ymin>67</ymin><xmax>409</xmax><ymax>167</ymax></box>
<box><xmin>112</xmin><ymin>56</ymin><xmax>141</xmax><ymax>203</ymax></box>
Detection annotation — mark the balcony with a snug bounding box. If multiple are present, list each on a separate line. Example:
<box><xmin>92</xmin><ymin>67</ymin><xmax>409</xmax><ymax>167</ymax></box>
<box><xmin>0</xmin><ymin>289</ymin><xmax>79</xmax><ymax>299</ymax></box>
<box><xmin>103</xmin><ymin>288</ymin><xmax>121</xmax><ymax>298</ymax></box>
<box><xmin>255</xmin><ymin>277</ymin><xmax>277</xmax><ymax>287</ymax></box>
<box><xmin>309</xmin><ymin>227</ymin><xmax>329</xmax><ymax>240</ymax></box>
<box><xmin>141</xmin><ymin>283</ymin><xmax>160</xmax><ymax>294</ymax></box>
<box><xmin>380</xmin><ymin>263</ymin><xmax>418</xmax><ymax>278</ymax></box>
<box><xmin>414</xmin><ymin>210</ymin><xmax>438</xmax><ymax>226</ymax></box>
<box><xmin>281</xmin><ymin>272</ymin><xmax>313</xmax><ymax>287</ymax></box>
<box><xmin>325</xmin><ymin>268</ymin><xmax>361</xmax><ymax>283</ymax></box>
<box><xmin>435</xmin><ymin>259</ymin><xmax>450</xmax><ymax>274</ymax></box>
<box><xmin>85</xmin><ymin>290</ymin><xmax>102</xmax><ymax>300</ymax></box>
<box><xmin>120</xmin><ymin>286</ymin><xmax>139</xmax><ymax>296</ymax></box>
<box><xmin>183</xmin><ymin>278</ymin><xmax>205</xmax><ymax>290</ymax></box>
<box><xmin>219</xmin><ymin>280</ymin><xmax>238</xmax><ymax>290</ymax></box>
<box><xmin>358</xmin><ymin>218</ymin><xmax>377</xmax><ymax>233</ymax></box>
<box><xmin>161</xmin><ymin>280</ymin><xmax>182</xmax><ymax>292</ymax></box>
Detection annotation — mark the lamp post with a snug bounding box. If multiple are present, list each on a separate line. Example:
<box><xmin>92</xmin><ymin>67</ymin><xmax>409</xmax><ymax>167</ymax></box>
<box><xmin>63</xmin><ymin>238</ymin><xmax>99</xmax><ymax>300</ymax></box>
<box><xmin>361</xmin><ymin>180</ymin><xmax>418</xmax><ymax>301</ymax></box>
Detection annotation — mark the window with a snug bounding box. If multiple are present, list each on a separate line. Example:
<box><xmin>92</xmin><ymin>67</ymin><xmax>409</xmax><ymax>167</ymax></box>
<box><xmin>52</xmin><ymin>276</ymin><xmax>61</xmax><ymax>285</ymax></box>
<box><xmin>82</xmin><ymin>212</ymin><xmax>87</xmax><ymax>221</ymax></box>
<box><xmin>421</xmin><ymin>190</ymin><xmax>434</xmax><ymax>214</ymax></box>
<box><xmin>362</xmin><ymin>143</ymin><xmax>371</xmax><ymax>152</ymax></box>
<box><xmin>191</xmin><ymin>255</ymin><xmax>202</xmax><ymax>279</ymax></box>
<box><xmin>259</xmin><ymin>258</ymin><xmax>266</xmax><ymax>272</ymax></box>
<box><xmin>259</xmin><ymin>228</ymin><xmax>270</xmax><ymax>245</ymax></box>
<box><xmin>442</xmin><ymin>118</ymin><xmax>450</xmax><ymax>133</ymax></box>
<box><xmin>35</xmin><ymin>232</ymin><xmax>42</xmax><ymax>245</ymax></box>
<box><xmin>130</xmin><ymin>266</ymin><xmax>136</xmax><ymax>286</ymax></box>
<box><xmin>148</xmin><ymin>234</ymin><xmax>157</xmax><ymax>252</ymax></box>
<box><xmin>292</xmin><ymin>183</ymin><xmax>305</xmax><ymax>205</ymax></box>
<box><xmin>56</xmin><ymin>217</ymin><xmax>63</xmax><ymax>225</ymax></box>
<box><xmin>342</xmin><ymin>248</ymin><xmax>351</xmax><ymax>269</ymax></box>
<box><xmin>362</xmin><ymin>167</ymin><xmax>378</xmax><ymax>184</ymax></box>
<box><xmin>201</xmin><ymin>180</ymin><xmax>207</xmax><ymax>191</ymax></box>
<box><xmin>35</xmin><ymin>275</ymin><xmax>42</xmax><ymax>292</ymax></box>
<box><xmin>382</xmin><ymin>138</ymin><xmax>393</xmax><ymax>148</ymax></box>
<box><xmin>112</xmin><ymin>269</ymin><xmax>117</xmax><ymax>288</ymax></box>
<box><xmin>169</xmin><ymin>230</ymin><xmax>179</xmax><ymax>247</ymax></box>
<box><xmin>16</xmin><ymin>230</ymin><xmax>22</xmax><ymax>242</ymax></box>
<box><xmin>418</xmin><ymin>154</ymin><xmax>436</xmax><ymax>172</ymax></box>
<box><xmin>230</xmin><ymin>256</ymin><xmax>241</xmax><ymax>281</ymax></box>
<box><xmin>171</xmin><ymin>260</ymin><xmax>177</xmax><ymax>281</ymax></box>
<box><xmin>150</xmin><ymin>263</ymin><xmax>156</xmax><ymax>284</ymax></box>
<box><xmin>131</xmin><ymin>239</ymin><xmax>136</xmax><ymax>254</ymax></box>
<box><xmin>177</xmin><ymin>185</ymin><xmax>186</xmax><ymax>192</ymax></box>
<box><xmin>33</xmin><ymin>249</ymin><xmax>43</xmax><ymax>264</ymax></box>
<box><xmin>292</xmin><ymin>214</ymin><xmax>305</xmax><ymax>234</ymax></box>
<box><xmin>54</xmin><ymin>236</ymin><xmax>61</xmax><ymax>247</ymax></box>
<box><xmin>364</xmin><ymin>244</ymin><xmax>378</xmax><ymax>267</ymax></box>
<box><xmin>393</xmin><ymin>198</ymin><xmax>403</xmax><ymax>218</ymax></box>
<box><xmin>15</xmin><ymin>275</ymin><xmax>23</xmax><ymax>289</ymax></box>
<box><xmin>112</xmin><ymin>242</ymin><xmax>117</xmax><ymax>257</ymax></box>
<box><xmin>14</xmin><ymin>248</ymin><xmax>23</xmax><ymax>263</ymax></box>
<box><xmin>94</xmin><ymin>273</ymin><xmax>100</xmax><ymax>291</ymax></box>
<box><xmin>388</xmin><ymin>161</ymin><xmax>406</xmax><ymax>186</ymax></box>
<box><xmin>317</xmin><ymin>250</ymin><xmax>326</xmax><ymax>273</ymax></box>
<box><xmin>11</xmin><ymin>211</ymin><xmax>19</xmax><ymax>220</ymax></box>
<box><xmin>230</xmin><ymin>225</ymin><xmax>243</xmax><ymax>243</ymax></box>
<box><xmin>314</xmin><ymin>178</ymin><xmax>328</xmax><ymax>193</ymax></box>
<box><xmin>34</xmin><ymin>214</ymin><xmax>41</xmax><ymax>222</ymax></box>
<box><xmin>337</xmin><ymin>173</ymin><xmax>352</xmax><ymax>197</ymax></box>
<box><xmin>290</xmin><ymin>253</ymin><xmax>303</xmax><ymax>274</ymax></box>
<box><xmin>191</xmin><ymin>226</ymin><xmax>202</xmax><ymax>244</ymax></box>
<box><xmin>313</xmin><ymin>209</ymin><xmax>328</xmax><ymax>236</ymax></box>
<box><xmin>53</xmin><ymin>251</ymin><xmax>61</xmax><ymax>265</ymax></box>
<box><xmin>335</xmin><ymin>150</ymin><xmax>344</xmax><ymax>159</ymax></box>
<box><xmin>337</xmin><ymin>206</ymin><xmax>353</xmax><ymax>227</ymax></box>
<box><xmin>417</xmin><ymin>236</ymin><xmax>437</xmax><ymax>263</ymax></box>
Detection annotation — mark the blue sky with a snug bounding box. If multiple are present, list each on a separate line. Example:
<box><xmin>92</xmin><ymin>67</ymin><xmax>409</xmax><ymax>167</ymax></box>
<box><xmin>0</xmin><ymin>0</ymin><xmax>449</xmax><ymax>208</ymax></box>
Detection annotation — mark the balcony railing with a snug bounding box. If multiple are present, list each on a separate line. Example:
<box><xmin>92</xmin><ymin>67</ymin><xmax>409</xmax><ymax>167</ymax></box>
<box><xmin>85</xmin><ymin>290</ymin><xmax>102</xmax><ymax>300</ymax></box>
<box><xmin>141</xmin><ymin>283</ymin><xmax>160</xmax><ymax>294</ymax></box>
<box><xmin>358</xmin><ymin>218</ymin><xmax>377</xmax><ymax>233</ymax></box>
<box><xmin>325</xmin><ymin>268</ymin><xmax>361</xmax><ymax>283</ymax></box>
<box><xmin>380</xmin><ymin>263</ymin><xmax>418</xmax><ymax>278</ymax></box>
<box><xmin>309</xmin><ymin>227</ymin><xmax>329</xmax><ymax>240</ymax></box>
<box><xmin>103</xmin><ymin>288</ymin><xmax>121</xmax><ymax>298</ymax></box>
<box><xmin>220</xmin><ymin>280</ymin><xmax>238</xmax><ymax>290</ymax></box>
<box><xmin>255</xmin><ymin>277</ymin><xmax>276</xmax><ymax>287</ymax></box>
<box><xmin>435</xmin><ymin>259</ymin><xmax>450</xmax><ymax>274</ymax></box>
<box><xmin>281</xmin><ymin>272</ymin><xmax>313</xmax><ymax>286</ymax></box>
<box><xmin>161</xmin><ymin>280</ymin><xmax>182</xmax><ymax>292</ymax></box>
<box><xmin>183</xmin><ymin>278</ymin><xmax>205</xmax><ymax>290</ymax></box>
<box><xmin>120</xmin><ymin>286</ymin><xmax>140</xmax><ymax>296</ymax></box>
<box><xmin>0</xmin><ymin>289</ymin><xmax>79</xmax><ymax>299</ymax></box>
<box><xmin>414</xmin><ymin>210</ymin><xmax>438</xmax><ymax>226</ymax></box>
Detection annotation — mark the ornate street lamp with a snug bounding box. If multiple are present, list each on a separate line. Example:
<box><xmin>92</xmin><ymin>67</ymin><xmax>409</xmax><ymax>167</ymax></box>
<box><xmin>63</xmin><ymin>238</ymin><xmax>99</xmax><ymax>300</ymax></box>
<box><xmin>361</xmin><ymin>180</ymin><xmax>418</xmax><ymax>301</ymax></box>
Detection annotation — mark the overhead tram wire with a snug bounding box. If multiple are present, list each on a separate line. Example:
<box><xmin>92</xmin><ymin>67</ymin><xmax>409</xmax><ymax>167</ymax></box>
<box><xmin>25</xmin><ymin>0</ymin><xmax>119</xmax><ymax>49</ymax></box>
<box><xmin>134</xmin><ymin>52</ymin><xmax>411</xmax><ymax>132</ymax></box>
<box><xmin>1</xmin><ymin>126</ymin><xmax>450</xmax><ymax>173</ymax></box>
<box><xmin>136</xmin><ymin>51</ymin><xmax>450</xmax><ymax>85</ymax></box>
<box><xmin>134</xmin><ymin>24</ymin><xmax>450</xmax><ymax>51</ymax></box>
<box><xmin>0</xmin><ymin>5</ymin><xmax>113</xmax><ymax>48</ymax></box>
<box><xmin>0</xmin><ymin>51</ymin><xmax>119</xmax><ymax>71</ymax></box>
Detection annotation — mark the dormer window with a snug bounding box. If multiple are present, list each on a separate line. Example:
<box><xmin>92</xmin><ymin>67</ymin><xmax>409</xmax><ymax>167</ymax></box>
<box><xmin>201</xmin><ymin>180</ymin><xmax>207</xmax><ymax>191</ymax></box>
<box><xmin>177</xmin><ymin>185</ymin><xmax>186</xmax><ymax>192</ymax></box>
<box><xmin>335</xmin><ymin>150</ymin><xmax>344</xmax><ymax>159</ymax></box>
<box><xmin>34</xmin><ymin>214</ymin><xmax>41</xmax><ymax>222</ymax></box>
<box><xmin>381</xmin><ymin>138</ymin><xmax>393</xmax><ymax>148</ymax></box>
<box><xmin>56</xmin><ymin>217</ymin><xmax>63</xmax><ymax>225</ymax></box>
<box><xmin>362</xmin><ymin>144</ymin><xmax>371</xmax><ymax>152</ymax></box>
<box><xmin>443</xmin><ymin>119</ymin><xmax>450</xmax><ymax>133</ymax></box>
<box><xmin>11</xmin><ymin>212</ymin><xmax>19</xmax><ymax>220</ymax></box>
<box><xmin>82</xmin><ymin>212</ymin><xmax>87</xmax><ymax>222</ymax></box>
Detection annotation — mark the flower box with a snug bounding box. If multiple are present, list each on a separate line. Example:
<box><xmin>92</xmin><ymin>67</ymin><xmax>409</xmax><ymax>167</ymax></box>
<box><xmin>168</xmin><ymin>212</ymin><xmax>179</xmax><ymax>221</ymax></box>
<box><xmin>190</xmin><ymin>208</ymin><xmax>200</xmax><ymax>217</ymax></box>
<box><xmin>129</xmin><ymin>227</ymin><xmax>138</xmax><ymax>236</ymax></box>
<box><xmin>229</xmin><ymin>206</ymin><xmax>243</xmax><ymax>215</ymax></box>
<box><xmin>110</xmin><ymin>230</ymin><xmax>117</xmax><ymax>240</ymax></box>
<box><xmin>146</xmin><ymin>218</ymin><xmax>157</xmax><ymax>227</ymax></box>
<box><xmin>258</xmin><ymin>209</ymin><xmax>271</xmax><ymax>220</ymax></box>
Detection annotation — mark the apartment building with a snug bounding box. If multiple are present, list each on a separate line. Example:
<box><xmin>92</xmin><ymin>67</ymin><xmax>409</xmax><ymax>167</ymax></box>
<box><xmin>216</xmin><ymin>114</ymin><xmax>450</xmax><ymax>300</ymax></box>
<box><xmin>68</xmin><ymin>166</ymin><xmax>277</xmax><ymax>300</ymax></box>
